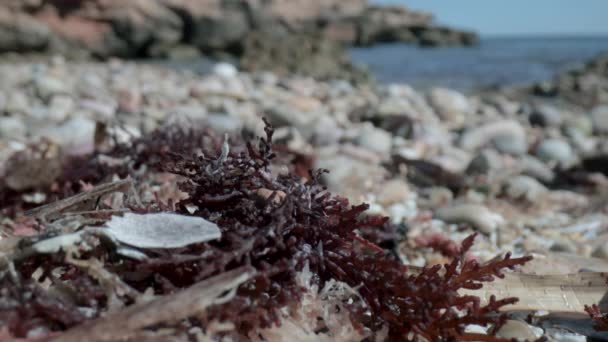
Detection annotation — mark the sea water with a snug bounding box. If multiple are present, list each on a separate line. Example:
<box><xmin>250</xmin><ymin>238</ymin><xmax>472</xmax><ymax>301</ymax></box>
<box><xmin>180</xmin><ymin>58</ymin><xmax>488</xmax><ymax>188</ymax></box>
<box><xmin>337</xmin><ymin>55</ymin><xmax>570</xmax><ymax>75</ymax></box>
<box><xmin>349</xmin><ymin>36</ymin><xmax>608</xmax><ymax>91</ymax></box>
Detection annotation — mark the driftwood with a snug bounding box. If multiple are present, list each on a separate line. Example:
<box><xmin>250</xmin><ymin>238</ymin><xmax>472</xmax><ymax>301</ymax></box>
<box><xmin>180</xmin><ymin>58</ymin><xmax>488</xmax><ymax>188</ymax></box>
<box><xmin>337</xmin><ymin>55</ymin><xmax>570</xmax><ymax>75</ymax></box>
<box><xmin>463</xmin><ymin>272</ymin><xmax>608</xmax><ymax>313</ymax></box>
<box><xmin>25</xmin><ymin>179</ymin><xmax>132</xmax><ymax>222</ymax></box>
<box><xmin>53</xmin><ymin>266</ymin><xmax>256</xmax><ymax>342</ymax></box>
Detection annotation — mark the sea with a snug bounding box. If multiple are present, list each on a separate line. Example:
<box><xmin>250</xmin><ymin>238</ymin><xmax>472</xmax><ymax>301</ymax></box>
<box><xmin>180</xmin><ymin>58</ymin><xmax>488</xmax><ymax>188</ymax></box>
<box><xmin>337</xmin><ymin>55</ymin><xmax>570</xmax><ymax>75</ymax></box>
<box><xmin>348</xmin><ymin>36</ymin><xmax>608</xmax><ymax>91</ymax></box>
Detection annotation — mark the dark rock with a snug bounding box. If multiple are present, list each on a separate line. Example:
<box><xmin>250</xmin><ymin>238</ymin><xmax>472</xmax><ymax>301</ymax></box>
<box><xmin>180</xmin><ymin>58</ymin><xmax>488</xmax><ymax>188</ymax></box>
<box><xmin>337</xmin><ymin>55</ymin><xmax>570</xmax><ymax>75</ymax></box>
<box><xmin>389</xmin><ymin>156</ymin><xmax>466</xmax><ymax>193</ymax></box>
<box><xmin>110</xmin><ymin>1</ymin><xmax>183</xmax><ymax>57</ymax></box>
<box><xmin>0</xmin><ymin>8</ymin><xmax>50</xmax><ymax>52</ymax></box>
<box><xmin>0</xmin><ymin>0</ymin><xmax>479</xmax><ymax>79</ymax></box>
<box><xmin>529</xmin><ymin>53</ymin><xmax>608</xmax><ymax>107</ymax></box>
<box><xmin>189</xmin><ymin>4</ymin><xmax>249</xmax><ymax>52</ymax></box>
<box><xmin>239</xmin><ymin>30</ymin><xmax>369</xmax><ymax>82</ymax></box>
<box><xmin>529</xmin><ymin>105</ymin><xmax>562</xmax><ymax>127</ymax></box>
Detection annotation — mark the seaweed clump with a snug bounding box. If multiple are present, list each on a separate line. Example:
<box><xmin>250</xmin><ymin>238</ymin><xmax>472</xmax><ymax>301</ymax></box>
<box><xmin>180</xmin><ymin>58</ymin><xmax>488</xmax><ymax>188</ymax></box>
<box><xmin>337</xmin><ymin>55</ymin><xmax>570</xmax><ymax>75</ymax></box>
<box><xmin>0</xmin><ymin>120</ymin><xmax>532</xmax><ymax>341</ymax></box>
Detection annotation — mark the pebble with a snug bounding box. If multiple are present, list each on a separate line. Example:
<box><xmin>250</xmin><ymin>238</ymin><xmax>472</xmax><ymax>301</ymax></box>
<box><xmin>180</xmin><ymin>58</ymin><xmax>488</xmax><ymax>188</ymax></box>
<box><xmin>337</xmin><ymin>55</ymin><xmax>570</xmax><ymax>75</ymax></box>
<box><xmin>592</xmin><ymin>244</ymin><xmax>608</xmax><ymax>260</ymax></box>
<box><xmin>428</xmin><ymin>87</ymin><xmax>470</xmax><ymax>125</ymax></box>
<box><xmin>466</xmin><ymin>149</ymin><xmax>503</xmax><ymax>174</ymax></box>
<box><xmin>48</xmin><ymin>95</ymin><xmax>74</xmax><ymax>122</ymax></box>
<box><xmin>5</xmin><ymin>91</ymin><xmax>30</xmax><ymax>114</ymax></box>
<box><xmin>591</xmin><ymin>105</ymin><xmax>608</xmax><ymax>134</ymax></box>
<box><xmin>315</xmin><ymin>151</ymin><xmax>387</xmax><ymax>202</ymax></box>
<box><xmin>212</xmin><ymin>62</ymin><xmax>238</xmax><ymax>79</ymax></box>
<box><xmin>375</xmin><ymin>179</ymin><xmax>410</xmax><ymax>206</ymax></box>
<box><xmin>80</xmin><ymin>99</ymin><xmax>117</xmax><ymax>120</ymax></box>
<box><xmin>310</xmin><ymin>115</ymin><xmax>342</xmax><ymax>146</ymax></box>
<box><xmin>529</xmin><ymin>105</ymin><xmax>562</xmax><ymax>127</ymax></box>
<box><xmin>535</xmin><ymin>138</ymin><xmax>574</xmax><ymax>165</ymax></box>
<box><xmin>0</xmin><ymin>117</ymin><xmax>27</xmax><ymax>140</ymax></box>
<box><xmin>205</xmin><ymin>114</ymin><xmax>243</xmax><ymax>133</ymax></box>
<box><xmin>504</xmin><ymin>175</ymin><xmax>548</xmax><ymax>201</ymax></box>
<box><xmin>460</xmin><ymin>120</ymin><xmax>526</xmax><ymax>155</ymax></box>
<box><xmin>565</xmin><ymin>115</ymin><xmax>593</xmax><ymax>136</ymax></box>
<box><xmin>35</xmin><ymin>75</ymin><xmax>67</xmax><ymax>99</ymax></box>
<box><xmin>355</xmin><ymin>124</ymin><xmax>393</xmax><ymax>156</ymax></box>
<box><xmin>519</xmin><ymin>155</ymin><xmax>555</xmax><ymax>183</ymax></box>
<box><xmin>35</xmin><ymin>117</ymin><xmax>97</xmax><ymax>155</ymax></box>
<box><xmin>434</xmin><ymin>204</ymin><xmax>504</xmax><ymax>234</ymax></box>
<box><xmin>496</xmin><ymin>320</ymin><xmax>541</xmax><ymax>340</ymax></box>
<box><xmin>4</xmin><ymin>141</ymin><xmax>62</xmax><ymax>191</ymax></box>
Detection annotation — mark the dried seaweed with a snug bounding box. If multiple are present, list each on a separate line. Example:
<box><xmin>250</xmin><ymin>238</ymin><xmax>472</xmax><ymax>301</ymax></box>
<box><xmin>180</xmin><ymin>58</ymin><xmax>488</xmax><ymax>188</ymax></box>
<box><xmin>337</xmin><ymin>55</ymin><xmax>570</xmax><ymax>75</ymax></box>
<box><xmin>0</xmin><ymin>120</ymin><xmax>533</xmax><ymax>341</ymax></box>
<box><xmin>586</xmin><ymin>303</ymin><xmax>608</xmax><ymax>331</ymax></box>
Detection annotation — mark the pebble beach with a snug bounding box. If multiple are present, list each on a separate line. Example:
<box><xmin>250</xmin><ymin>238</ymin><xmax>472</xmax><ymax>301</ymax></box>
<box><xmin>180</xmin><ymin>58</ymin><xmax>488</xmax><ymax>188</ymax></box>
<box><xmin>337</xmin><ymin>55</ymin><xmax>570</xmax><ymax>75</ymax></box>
<box><xmin>2</xmin><ymin>53</ymin><xmax>608</xmax><ymax>339</ymax></box>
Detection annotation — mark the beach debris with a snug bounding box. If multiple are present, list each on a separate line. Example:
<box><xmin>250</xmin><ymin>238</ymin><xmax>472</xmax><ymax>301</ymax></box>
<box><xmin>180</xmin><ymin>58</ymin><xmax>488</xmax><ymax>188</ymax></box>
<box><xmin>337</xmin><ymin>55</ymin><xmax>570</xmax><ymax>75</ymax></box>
<box><xmin>461</xmin><ymin>271</ymin><xmax>608</xmax><ymax>314</ymax></box>
<box><xmin>54</xmin><ymin>267</ymin><xmax>255</xmax><ymax>342</ymax></box>
<box><xmin>102</xmin><ymin>212</ymin><xmax>222</xmax><ymax>249</ymax></box>
<box><xmin>25</xmin><ymin>179</ymin><xmax>132</xmax><ymax>222</ymax></box>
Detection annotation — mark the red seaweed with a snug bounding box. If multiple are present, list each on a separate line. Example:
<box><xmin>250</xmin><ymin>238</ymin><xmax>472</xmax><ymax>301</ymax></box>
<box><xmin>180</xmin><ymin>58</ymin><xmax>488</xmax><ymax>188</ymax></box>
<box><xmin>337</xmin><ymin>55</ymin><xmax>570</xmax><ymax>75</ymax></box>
<box><xmin>0</xmin><ymin>120</ymin><xmax>532</xmax><ymax>341</ymax></box>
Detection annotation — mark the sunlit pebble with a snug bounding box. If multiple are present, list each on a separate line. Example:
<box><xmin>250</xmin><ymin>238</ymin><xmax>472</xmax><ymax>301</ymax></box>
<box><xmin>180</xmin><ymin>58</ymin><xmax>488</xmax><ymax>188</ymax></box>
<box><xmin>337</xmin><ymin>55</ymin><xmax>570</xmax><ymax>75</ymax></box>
<box><xmin>22</xmin><ymin>192</ymin><xmax>46</xmax><ymax>204</ymax></box>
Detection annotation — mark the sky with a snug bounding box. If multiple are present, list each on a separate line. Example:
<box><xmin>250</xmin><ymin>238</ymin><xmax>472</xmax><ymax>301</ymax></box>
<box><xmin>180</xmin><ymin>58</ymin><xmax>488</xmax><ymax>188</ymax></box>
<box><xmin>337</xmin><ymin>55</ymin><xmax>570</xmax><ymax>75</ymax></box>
<box><xmin>375</xmin><ymin>0</ymin><xmax>608</xmax><ymax>36</ymax></box>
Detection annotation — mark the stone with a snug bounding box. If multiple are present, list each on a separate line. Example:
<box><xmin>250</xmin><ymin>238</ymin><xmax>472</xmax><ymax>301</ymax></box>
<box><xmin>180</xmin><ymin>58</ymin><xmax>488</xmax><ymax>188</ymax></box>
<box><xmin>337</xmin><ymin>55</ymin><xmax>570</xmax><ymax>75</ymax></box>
<box><xmin>427</xmin><ymin>87</ymin><xmax>470</xmax><ymax>125</ymax></box>
<box><xmin>460</xmin><ymin>120</ymin><xmax>527</xmax><ymax>155</ymax></box>
<box><xmin>591</xmin><ymin>105</ymin><xmax>608</xmax><ymax>134</ymax></box>
<box><xmin>310</xmin><ymin>115</ymin><xmax>342</xmax><ymax>146</ymax></box>
<box><xmin>35</xmin><ymin>117</ymin><xmax>96</xmax><ymax>155</ymax></box>
<box><xmin>205</xmin><ymin>114</ymin><xmax>243</xmax><ymax>133</ymax></box>
<box><xmin>529</xmin><ymin>105</ymin><xmax>562</xmax><ymax>127</ymax></box>
<box><xmin>519</xmin><ymin>155</ymin><xmax>555</xmax><ymax>183</ymax></box>
<box><xmin>0</xmin><ymin>9</ymin><xmax>50</xmax><ymax>53</ymax></box>
<box><xmin>117</xmin><ymin>89</ymin><xmax>142</xmax><ymax>113</ymax></box>
<box><xmin>0</xmin><ymin>116</ymin><xmax>26</xmax><ymax>140</ymax></box>
<box><xmin>79</xmin><ymin>99</ymin><xmax>117</xmax><ymax>120</ymax></box>
<box><xmin>496</xmin><ymin>320</ymin><xmax>541</xmax><ymax>340</ymax></box>
<box><xmin>375</xmin><ymin>179</ymin><xmax>409</xmax><ymax>206</ymax></box>
<box><xmin>592</xmin><ymin>244</ymin><xmax>608</xmax><ymax>260</ymax></box>
<box><xmin>4</xmin><ymin>141</ymin><xmax>62</xmax><ymax>191</ymax></box>
<box><xmin>535</xmin><ymin>139</ymin><xmax>574</xmax><ymax>165</ymax></box>
<box><xmin>435</xmin><ymin>204</ymin><xmax>504</xmax><ymax>234</ymax></box>
<box><xmin>212</xmin><ymin>62</ymin><xmax>238</xmax><ymax>79</ymax></box>
<box><xmin>48</xmin><ymin>95</ymin><xmax>74</xmax><ymax>122</ymax></box>
<box><xmin>189</xmin><ymin>4</ymin><xmax>249</xmax><ymax>51</ymax></box>
<box><xmin>5</xmin><ymin>91</ymin><xmax>29</xmax><ymax>113</ymax></box>
<box><xmin>565</xmin><ymin>115</ymin><xmax>593</xmax><ymax>137</ymax></box>
<box><xmin>266</xmin><ymin>104</ymin><xmax>320</xmax><ymax>131</ymax></box>
<box><xmin>466</xmin><ymin>149</ymin><xmax>503</xmax><ymax>175</ymax></box>
<box><xmin>504</xmin><ymin>175</ymin><xmax>548</xmax><ymax>201</ymax></box>
<box><xmin>35</xmin><ymin>75</ymin><xmax>68</xmax><ymax>99</ymax></box>
<box><xmin>355</xmin><ymin>124</ymin><xmax>393</xmax><ymax>156</ymax></box>
<box><xmin>110</xmin><ymin>0</ymin><xmax>183</xmax><ymax>57</ymax></box>
<box><xmin>315</xmin><ymin>148</ymin><xmax>387</xmax><ymax>203</ymax></box>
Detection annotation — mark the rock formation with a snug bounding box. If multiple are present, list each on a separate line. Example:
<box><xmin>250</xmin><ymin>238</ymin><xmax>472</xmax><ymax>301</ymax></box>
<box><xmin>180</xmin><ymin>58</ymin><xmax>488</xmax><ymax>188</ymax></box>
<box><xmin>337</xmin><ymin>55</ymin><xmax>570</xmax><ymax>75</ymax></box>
<box><xmin>0</xmin><ymin>0</ymin><xmax>478</xmax><ymax>79</ymax></box>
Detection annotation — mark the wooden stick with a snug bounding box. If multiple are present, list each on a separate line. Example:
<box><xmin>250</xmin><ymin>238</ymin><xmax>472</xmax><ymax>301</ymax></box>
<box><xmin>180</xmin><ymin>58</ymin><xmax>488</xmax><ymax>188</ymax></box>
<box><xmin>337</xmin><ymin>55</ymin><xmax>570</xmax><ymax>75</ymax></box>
<box><xmin>54</xmin><ymin>266</ymin><xmax>255</xmax><ymax>342</ymax></box>
<box><xmin>461</xmin><ymin>272</ymin><xmax>608</xmax><ymax>313</ymax></box>
<box><xmin>25</xmin><ymin>179</ymin><xmax>132</xmax><ymax>222</ymax></box>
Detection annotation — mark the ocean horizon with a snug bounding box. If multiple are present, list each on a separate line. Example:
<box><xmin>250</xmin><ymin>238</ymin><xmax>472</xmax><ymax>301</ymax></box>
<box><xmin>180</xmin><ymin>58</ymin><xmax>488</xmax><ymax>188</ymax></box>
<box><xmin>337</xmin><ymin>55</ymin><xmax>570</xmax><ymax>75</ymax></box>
<box><xmin>349</xmin><ymin>35</ymin><xmax>608</xmax><ymax>91</ymax></box>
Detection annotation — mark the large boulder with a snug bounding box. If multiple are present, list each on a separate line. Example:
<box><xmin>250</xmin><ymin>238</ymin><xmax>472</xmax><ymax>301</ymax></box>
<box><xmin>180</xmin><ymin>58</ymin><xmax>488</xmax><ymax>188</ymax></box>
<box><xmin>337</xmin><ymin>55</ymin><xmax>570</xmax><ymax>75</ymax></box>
<box><xmin>0</xmin><ymin>7</ymin><xmax>50</xmax><ymax>52</ymax></box>
<box><xmin>356</xmin><ymin>5</ymin><xmax>432</xmax><ymax>45</ymax></box>
<box><xmin>239</xmin><ymin>30</ymin><xmax>369</xmax><ymax>82</ymax></box>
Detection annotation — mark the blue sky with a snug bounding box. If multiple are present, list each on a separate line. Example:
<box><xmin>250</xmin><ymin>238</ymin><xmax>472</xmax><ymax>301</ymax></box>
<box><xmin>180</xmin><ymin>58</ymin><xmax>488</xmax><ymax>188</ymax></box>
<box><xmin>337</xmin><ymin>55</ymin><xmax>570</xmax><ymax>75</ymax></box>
<box><xmin>375</xmin><ymin>0</ymin><xmax>608</xmax><ymax>36</ymax></box>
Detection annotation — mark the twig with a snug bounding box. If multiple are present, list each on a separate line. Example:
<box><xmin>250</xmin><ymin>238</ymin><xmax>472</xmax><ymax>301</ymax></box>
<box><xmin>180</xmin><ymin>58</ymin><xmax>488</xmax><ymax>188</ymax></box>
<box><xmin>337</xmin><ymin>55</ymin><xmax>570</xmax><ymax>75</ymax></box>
<box><xmin>25</xmin><ymin>179</ymin><xmax>132</xmax><ymax>222</ymax></box>
<box><xmin>53</xmin><ymin>266</ymin><xmax>255</xmax><ymax>342</ymax></box>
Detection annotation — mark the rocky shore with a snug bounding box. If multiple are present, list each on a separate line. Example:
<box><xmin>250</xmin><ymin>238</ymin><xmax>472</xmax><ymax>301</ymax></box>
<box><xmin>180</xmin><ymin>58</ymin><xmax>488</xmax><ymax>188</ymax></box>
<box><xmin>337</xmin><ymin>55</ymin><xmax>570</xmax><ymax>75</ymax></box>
<box><xmin>0</xmin><ymin>0</ymin><xmax>477</xmax><ymax>80</ymax></box>
<box><xmin>2</xmin><ymin>53</ymin><xmax>608</xmax><ymax>339</ymax></box>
